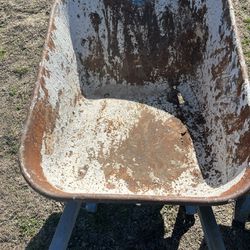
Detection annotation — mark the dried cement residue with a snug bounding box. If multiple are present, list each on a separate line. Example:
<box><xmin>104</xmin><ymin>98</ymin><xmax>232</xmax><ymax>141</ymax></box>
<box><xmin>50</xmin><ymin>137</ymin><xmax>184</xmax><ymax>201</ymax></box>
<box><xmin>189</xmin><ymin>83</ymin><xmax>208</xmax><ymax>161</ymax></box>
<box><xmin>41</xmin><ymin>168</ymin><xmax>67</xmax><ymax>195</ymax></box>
<box><xmin>38</xmin><ymin>0</ymin><xmax>249</xmax><ymax>198</ymax></box>
<box><xmin>171</xmin><ymin>163</ymin><xmax>246</xmax><ymax>197</ymax></box>
<box><xmin>41</xmin><ymin>91</ymin><xmax>246</xmax><ymax>197</ymax></box>
<box><xmin>41</xmin><ymin>97</ymin><xmax>176</xmax><ymax>195</ymax></box>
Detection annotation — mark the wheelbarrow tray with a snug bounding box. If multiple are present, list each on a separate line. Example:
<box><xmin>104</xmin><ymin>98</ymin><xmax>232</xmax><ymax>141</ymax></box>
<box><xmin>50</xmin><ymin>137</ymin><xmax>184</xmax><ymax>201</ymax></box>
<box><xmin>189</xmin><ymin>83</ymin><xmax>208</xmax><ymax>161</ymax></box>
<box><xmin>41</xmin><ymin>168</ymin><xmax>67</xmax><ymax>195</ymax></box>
<box><xmin>20</xmin><ymin>0</ymin><xmax>250</xmax><ymax>204</ymax></box>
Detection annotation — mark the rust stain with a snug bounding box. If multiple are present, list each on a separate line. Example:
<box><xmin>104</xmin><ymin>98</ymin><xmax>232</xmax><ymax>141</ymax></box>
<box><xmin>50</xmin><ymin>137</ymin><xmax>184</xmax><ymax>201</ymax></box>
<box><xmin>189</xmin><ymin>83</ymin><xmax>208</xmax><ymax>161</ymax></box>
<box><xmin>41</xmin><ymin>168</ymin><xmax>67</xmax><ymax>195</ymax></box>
<box><xmin>48</xmin><ymin>36</ymin><xmax>56</xmax><ymax>51</ymax></box>
<box><xmin>41</xmin><ymin>67</ymin><xmax>51</xmax><ymax>79</ymax></box>
<box><xmin>96</xmin><ymin>109</ymin><xmax>194</xmax><ymax>193</ymax></box>
<box><xmin>47</xmin><ymin>19</ymin><xmax>57</xmax><ymax>51</ymax></box>
<box><xmin>222</xmin><ymin>103</ymin><xmax>250</xmax><ymax>167</ymax></box>
<box><xmin>236</xmin><ymin>130</ymin><xmax>250</xmax><ymax>166</ymax></box>
<box><xmin>81</xmin><ymin>0</ymin><xmax>208</xmax><ymax>85</ymax></box>
<box><xmin>40</xmin><ymin>77</ymin><xmax>49</xmax><ymax>98</ymax></box>
<box><xmin>45</xmin><ymin>52</ymin><xmax>50</xmax><ymax>61</ymax></box>
<box><xmin>211</xmin><ymin>35</ymin><xmax>234</xmax><ymax>82</ymax></box>
<box><xmin>22</xmin><ymin>90</ymin><xmax>59</xmax><ymax>191</ymax></box>
<box><xmin>73</xmin><ymin>91</ymin><xmax>82</xmax><ymax>106</ymax></box>
<box><xmin>236</xmin><ymin>65</ymin><xmax>245</xmax><ymax>97</ymax></box>
<box><xmin>89</xmin><ymin>12</ymin><xmax>102</xmax><ymax>33</ymax></box>
<box><xmin>51</xmin><ymin>18</ymin><xmax>57</xmax><ymax>32</ymax></box>
<box><xmin>224</xmin><ymin>106</ymin><xmax>250</xmax><ymax>134</ymax></box>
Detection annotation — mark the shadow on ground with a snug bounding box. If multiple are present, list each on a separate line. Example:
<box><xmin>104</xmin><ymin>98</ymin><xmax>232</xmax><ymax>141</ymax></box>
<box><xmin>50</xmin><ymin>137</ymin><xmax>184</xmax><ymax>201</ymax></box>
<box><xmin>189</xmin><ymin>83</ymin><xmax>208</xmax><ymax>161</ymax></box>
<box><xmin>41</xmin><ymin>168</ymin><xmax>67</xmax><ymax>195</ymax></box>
<box><xmin>26</xmin><ymin>204</ymin><xmax>250</xmax><ymax>250</ymax></box>
<box><xmin>199</xmin><ymin>224</ymin><xmax>250</xmax><ymax>250</ymax></box>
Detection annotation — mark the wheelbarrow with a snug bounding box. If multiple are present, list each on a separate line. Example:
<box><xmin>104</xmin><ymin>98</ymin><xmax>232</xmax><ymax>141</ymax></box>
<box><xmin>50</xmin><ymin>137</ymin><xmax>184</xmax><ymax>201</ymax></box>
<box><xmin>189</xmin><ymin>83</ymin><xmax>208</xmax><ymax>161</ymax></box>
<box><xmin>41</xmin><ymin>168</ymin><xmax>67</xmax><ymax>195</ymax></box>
<box><xmin>19</xmin><ymin>0</ymin><xmax>250</xmax><ymax>249</ymax></box>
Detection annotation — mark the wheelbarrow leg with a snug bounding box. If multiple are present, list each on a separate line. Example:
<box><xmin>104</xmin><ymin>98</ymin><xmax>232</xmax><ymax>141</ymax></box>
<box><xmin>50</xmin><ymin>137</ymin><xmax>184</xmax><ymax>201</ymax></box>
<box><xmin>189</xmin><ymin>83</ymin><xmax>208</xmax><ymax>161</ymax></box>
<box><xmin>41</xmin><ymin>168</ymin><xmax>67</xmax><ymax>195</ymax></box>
<box><xmin>198</xmin><ymin>206</ymin><xmax>226</xmax><ymax>250</ymax></box>
<box><xmin>233</xmin><ymin>195</ymin><xmax>250</xmax><ymax>229</ymax></box>
<box><xmin>184</xmin><ymin>206</ymin><xmax>197</xmax><ymax>225</ymax></box>
<box><xmin>185</xmin><ymin>206</ymin><xmax>197</xmax><ymax>215</ymax></box>
<box><xmin>49</xmin><ymin>201</ymin><xmax>82</xmax><ymax>250</ymax></box>
<box><xmin>85</xmin><ymin>203</ymin><xmax>97</xmax><ymax>213</ymax></box>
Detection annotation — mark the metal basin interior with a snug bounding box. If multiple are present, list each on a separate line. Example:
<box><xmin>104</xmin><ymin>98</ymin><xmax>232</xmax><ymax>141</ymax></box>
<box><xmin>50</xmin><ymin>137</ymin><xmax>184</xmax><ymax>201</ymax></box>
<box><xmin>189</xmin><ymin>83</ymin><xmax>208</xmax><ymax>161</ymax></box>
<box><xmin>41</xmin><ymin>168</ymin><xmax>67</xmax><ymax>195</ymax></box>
<box><xmin>20</xmin><ymin>0</ymin><xmax>250</xmax><ymax>203</ymax></box>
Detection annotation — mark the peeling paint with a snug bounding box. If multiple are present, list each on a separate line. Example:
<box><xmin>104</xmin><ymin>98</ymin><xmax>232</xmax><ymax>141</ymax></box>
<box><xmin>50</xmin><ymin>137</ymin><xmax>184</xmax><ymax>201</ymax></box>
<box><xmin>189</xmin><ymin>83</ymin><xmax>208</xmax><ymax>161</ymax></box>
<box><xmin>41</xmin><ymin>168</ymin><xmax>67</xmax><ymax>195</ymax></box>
<box><xmin>21</xmin><ymin>0</ymin><xmax>250</xmax><ymax>199</ymax></box>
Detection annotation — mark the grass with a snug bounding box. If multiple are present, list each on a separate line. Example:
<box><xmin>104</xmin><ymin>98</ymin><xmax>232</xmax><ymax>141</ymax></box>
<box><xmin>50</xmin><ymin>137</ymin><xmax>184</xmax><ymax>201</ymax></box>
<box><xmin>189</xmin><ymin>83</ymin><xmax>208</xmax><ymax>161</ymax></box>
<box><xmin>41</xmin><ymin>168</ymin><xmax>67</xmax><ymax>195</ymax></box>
<box><xmin>2</xmin><ymin>135</ymin><xmax>19</xmax><ymax>155</ymax></box>
<box><xmin>18</xmin><ymin>217</ymin><xmax>44</xmax><ymax>238</ymax></box>
<box><xmin>243</xmin><ymin>17</ymin><xmax>250</xmax><ymax>24</ymax></box>
<box><xmin>0</xmin><ymin>47</ymin><xmax>6</xmax><ymax>60</ymax></box>
<box><xmin>8</xmin><ymin>86</ymin><xmax>18</xmax><ymax>97</ymax></box>
<box><xmin>16</xmin><ymin>105</ymin><xmax>21</xmax><ymax>111</ymax></box>
<box><xmin>0</xmin><ymin>1</ymin><xmax>249</xmax><ymax>249</ymax></box>
<box><xmin>242</xmin><ymin>37</ymin><xmax>250</xmax><ymax>46</ymax></box>
<box><xmin>244</xmin><ymin>51</ymin><xmax>250</xmax><ymax>58</ymax></box>
<box><xmin>241</xmin><ymin>36</ymin><xmax>250</xmax><ymax>64</ymax></box>
<box><xmin>13</xmin><ymin>66</ymin><xmax>29</xmax><ymax>78</ymax></box>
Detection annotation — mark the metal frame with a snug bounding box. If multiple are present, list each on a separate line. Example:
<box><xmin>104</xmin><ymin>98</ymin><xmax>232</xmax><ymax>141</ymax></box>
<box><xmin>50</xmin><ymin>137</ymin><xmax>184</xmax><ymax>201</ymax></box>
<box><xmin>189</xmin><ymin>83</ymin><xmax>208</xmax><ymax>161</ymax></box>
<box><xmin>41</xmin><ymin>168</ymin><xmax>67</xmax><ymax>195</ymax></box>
<box><xmin>49</xmin><ymin>202</ymin><xmax>228</xmax><ymax>250</ymax></box>
<box><xmin>49</xmin><ymin>201</ymin><xmax>82</xmax><ymax>250</ymax></box>
<box><xmin>185</xmin><ymin>205</ymin><xmax>197</xmax><ymax>215</ymax></box>
<box><xmin>85</xmin><ymin>203</ymin><xmax>98</xmax><ymax>213</ymax></box>
<box><xmin>198</xmin><ymin>206</ymin><xmax>226</xmax><ymax>250</ymax></box>
<box><xmin>233</xmin><ymin>195</ymin><xmax>250</xmax><ymax>228</ymax></box>
<box><xmin>184</xmin><ymin>205</ymin><xmax>226</xmax><ymax>250</ymax></box>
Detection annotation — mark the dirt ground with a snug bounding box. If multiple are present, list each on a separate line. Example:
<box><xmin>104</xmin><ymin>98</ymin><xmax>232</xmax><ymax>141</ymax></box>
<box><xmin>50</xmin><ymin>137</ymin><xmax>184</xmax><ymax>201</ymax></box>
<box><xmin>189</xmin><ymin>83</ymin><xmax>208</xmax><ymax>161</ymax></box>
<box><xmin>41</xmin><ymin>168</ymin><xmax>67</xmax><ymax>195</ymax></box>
<box><xmin>0</xmin><ymin>0</ymin><xmax>249</xmax><ymax>249</ymax></box>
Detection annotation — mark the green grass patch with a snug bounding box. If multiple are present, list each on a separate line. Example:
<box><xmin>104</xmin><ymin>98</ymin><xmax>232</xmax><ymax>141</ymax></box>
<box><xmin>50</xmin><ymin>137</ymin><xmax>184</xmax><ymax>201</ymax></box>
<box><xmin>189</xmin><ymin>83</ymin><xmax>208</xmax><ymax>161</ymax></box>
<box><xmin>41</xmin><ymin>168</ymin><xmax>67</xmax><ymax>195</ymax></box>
<box><xmin>0</xmin><ymin>48</ymin><xmax>6</xmax><ymax>60</ymax></box>
<box><xmin>16</xmin><ymin>105</ymin><xmax>21</xmax><ymax>111</ymax></box>
<box><xmin>13</xmin><ymin>66</ymin><xmax>29</xmax><ymax>78</ymax></box>
<box><xmin>2</xmin><ymin>135</ymin><xmax>19</xmax><ymax>155</ymax></box>
<box><xmin>9</xmin><ymin>86</ymin><xmax>18</xmax><ymax>97</ymax></box>
<box><xmin>244</xmin><ymin>51</ymin><xmax>250</xmax><ymax>58</ymax></box>
<box><xmin>242</xmin><ymin>37</ymin><xmax>250</xmax><ymax>46</ymax></box>
<box><xmin>243</xmin><ymin>17</ymin><xmax>250</xmax><ymax>24</ymax></box>
<box><xmin>18</xmin><ymin>217</ymin><xmax>44</xmax><ymax>238</ymax></box>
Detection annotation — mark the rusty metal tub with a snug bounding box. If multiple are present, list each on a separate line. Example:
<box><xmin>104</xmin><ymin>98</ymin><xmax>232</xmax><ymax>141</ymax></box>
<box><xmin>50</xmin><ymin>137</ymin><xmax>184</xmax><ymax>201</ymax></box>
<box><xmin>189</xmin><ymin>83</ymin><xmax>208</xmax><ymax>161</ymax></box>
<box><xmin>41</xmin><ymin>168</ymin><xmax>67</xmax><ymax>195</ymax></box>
<box><xmin>20</xmin><ymin>0</ymin><xmax>250</xmax><ymax>204</ymax></box>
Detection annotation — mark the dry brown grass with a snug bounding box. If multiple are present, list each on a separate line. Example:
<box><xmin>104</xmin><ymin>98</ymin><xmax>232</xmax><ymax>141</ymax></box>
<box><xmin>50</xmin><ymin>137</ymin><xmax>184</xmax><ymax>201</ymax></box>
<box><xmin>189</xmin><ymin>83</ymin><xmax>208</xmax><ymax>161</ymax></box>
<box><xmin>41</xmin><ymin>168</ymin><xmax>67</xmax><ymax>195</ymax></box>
<box><xmin>0</xmin><ymin>1</ymin><xmax>249</xmax><ymax>249</ymax></box>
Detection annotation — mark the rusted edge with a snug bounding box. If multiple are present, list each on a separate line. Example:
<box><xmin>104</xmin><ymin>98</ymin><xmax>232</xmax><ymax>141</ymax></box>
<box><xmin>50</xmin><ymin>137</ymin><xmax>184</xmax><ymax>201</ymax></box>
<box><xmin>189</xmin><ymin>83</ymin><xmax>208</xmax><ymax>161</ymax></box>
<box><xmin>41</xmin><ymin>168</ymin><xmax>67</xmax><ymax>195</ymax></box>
<box><xmin>20</xmin><ymin>168</ymin><xmax>250</xmax><ymax>205</ymax></box>
<box><xmin>19</xmin><ymin>0</ymin><xmax>66</xmax><ymax>197</ymax></box>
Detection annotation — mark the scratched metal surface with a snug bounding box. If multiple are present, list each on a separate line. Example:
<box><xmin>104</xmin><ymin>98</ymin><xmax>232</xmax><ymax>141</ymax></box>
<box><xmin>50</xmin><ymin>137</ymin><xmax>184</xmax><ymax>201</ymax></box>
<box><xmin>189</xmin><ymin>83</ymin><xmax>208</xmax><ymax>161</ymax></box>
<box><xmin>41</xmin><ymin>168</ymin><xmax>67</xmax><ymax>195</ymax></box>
<box><xmin>20</xmin><ymin>0</ymin><xmax>250</xmax><ymax>203</ymax></box>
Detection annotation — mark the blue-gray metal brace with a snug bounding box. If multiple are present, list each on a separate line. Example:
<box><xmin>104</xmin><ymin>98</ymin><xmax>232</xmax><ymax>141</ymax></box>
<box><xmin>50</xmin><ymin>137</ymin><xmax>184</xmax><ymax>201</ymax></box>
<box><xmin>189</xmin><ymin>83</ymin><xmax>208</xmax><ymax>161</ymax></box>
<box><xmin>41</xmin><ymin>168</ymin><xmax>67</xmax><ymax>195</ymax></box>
<box><xmin>234</xmin><ymin>195</ymin><xmax>250</xmax><ymax>226</ymax></box>
<box><xmin>85</xmin><ymin>203</ymin><xmax>98</xmax><ymax>213</ymax></box>
<box><xmin>198</xmin><ymin>206</ymin><xmax>226</xmax><ymax>250</ymax></box>
<box><xmin>49</xmin><ymin>202</ymin><xmax>98</xmax><ymax>250</ymax></box>
<box><xmin>185</xmin><ymin>205</ymin><xmax>197</xmax><ymax>215</ymax></box>
<box><xmin>49</xmin><ymin>201</ymin><xmax>82</xmax><ymax>250</ymax></box>
<box><xmin>184</xmin><ymin>206</ymin><xmax>226</xmax><ymax>250</ymax></box>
